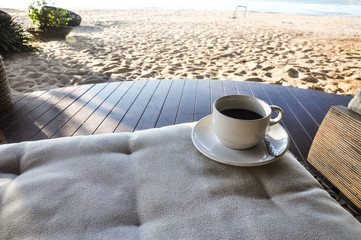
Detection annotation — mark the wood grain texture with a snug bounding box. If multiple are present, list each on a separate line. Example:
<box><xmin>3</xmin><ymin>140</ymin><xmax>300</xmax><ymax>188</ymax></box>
<box><xmin>308</xmin><ymin>105</ymin><xmax>361</xmax><ymax>209</ymax></box>
<box><xmin>155</xmin><ymin>79</ymin><xmax>185</xmax><ymax>128</ymax></box>
<box><xmin>194</xmin><ymin>80</ymin><xmax>211</xmax><ymax>121</ymax></box>
<box><xmin>175</xmin><ymin>79</ymin><xmax>198</xmax><ymax>124</ymax></box>
<box><xmin>94</xmin><ymin>80</ymin><xmax>146</xmax><ymax>134</ymax></box>
<box><xmin>115</xmin><ymin>80</ymin><xmax>159</xmax><ymax>132</ymax></box>
<box><xmin>73</xmin><ymin>81</ymin><xmax>132</xmax><ymax>136</ymax></box>
<box><xmin>0</xmin><ymin>80</ymin><xmax>352</xmax><ymax>159</ymax></box>
<box><xmin>135</xmin><ymin>80</ymin><xmax>172</xmax><ymax>131</ymax></box>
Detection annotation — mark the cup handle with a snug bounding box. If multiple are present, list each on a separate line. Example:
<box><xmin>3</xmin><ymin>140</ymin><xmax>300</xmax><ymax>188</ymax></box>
<box><xmin>269</xmin><ymin>105</ymin><xmax>284</xmax><ymax>126</ymax></box>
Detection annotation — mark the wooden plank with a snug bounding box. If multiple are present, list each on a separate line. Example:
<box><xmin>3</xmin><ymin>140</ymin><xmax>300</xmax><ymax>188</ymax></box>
<box><xmin>246</xmin><ymin>83</ymin><xmax>274</xmax><ymax>118</ymax></box>
<box><xmin>321</xmin><ymin>90</ymin><xmax>351</xmax><ymax>106</ymax></box>
<box><xmin>336</xmin><ymin>94</ymin><xmax>353</xmax><ymax>106</ymax></box>
<box><xmin>210</xmin><ymin>80</ymin><xmax>224</xmax><ymax>104</ymax></box>
<box><xmin>257</xmin><ymin>83</ymin><xmax>312</xmax><ymax>162</ymax></box>
<box><xmin>235</xmin><ymin>81</ymin><xmax>253</xmax><ymax>96</ymax></box>
<box><xmin>0</xmin><ymin>89</ymin><xmax>65</xmax><ymax>130</ymax></box>
<box><xmin>73</xmin><ymin>81</ymin><xmax>134</xmax><ymax>136</ymax></box>
<box><xmin>0</xmin><ymin>90</ymin><xmax>46</xmax><ymax>122</ymax></box>
<box><xmin>269</xmin><ymin>85</ymin><xmax>321</xmax><ymax>162</ymax></box>
<box><xmin>246</xmin><ymin>82</ymin><xmax>269</xmax><ymax>102</ymax></box>
<box><xmin>245</xmin><ymin>82</ymin><xmax>303</xmax><ymax>162</ymax></box>
<box><xmin>1</xmin><ymin>80</ymin><xmax>353</xmax><ymax>157</ymax></box>
<box><xmin>175</xmin><ymin>79</ymin><xmax>198</xmax><ymax>124</ymax></box>
<box><xmin>272</xmin><ymin>84</ymin><xmax>319</xmax><ymax>139</ymax></box>
<box><xmin>245</xmin><ymin>84</ymin><xmax>305</xmax><ymax>160</ymax></box>
<box><xmin>316</xmin><ymin>90</ymin><xmax>349</xmax><ymax>108</ymax></box>
<box><xmin>28</xmin><ymin>84</ymin><xmax>98</xmax><ymax>141</ymax></box>
<box><xmin>156</xmin><ymin>79</ymin><xmax>185</xmax><ymax>128</ymax></box>
<box><xmin>223</xmin><ymin>80</ymin><xmax>239</xmax><ymax>95</ymax></box>
<box><xmin>135</xmin><ymin>80</ymin><xmax>172</xmax><ymax>131</ymax></box>
<box><xmin>308</xmin><ymin>89</ymin><xmax>336</xmax><ymax>114</ymax></box>
<box><xmin>13</xmin><ymin>92</ymin><xmax>29</xmax><ymax>103</ymax></box>
<box><xmin>94</xmin><ymin>80</ymin><xmax>147</xmax><ymax>134</ymax></box>
<box><xmin>288</xmin><ymin>87</ymin><xmax>327</xmax><ymax>125</ymax></box>
<box><xmin>115</xmin><ymin>80</ymin><xmax>160</xmax><ymax>132</ymax></box>
<box><xmin>1</xmin><ymin>86</ymin><xmax>79</xmax><ymax>142</ymax></box>
<box><xmin>3</xmin><ymin>86</ymin><xmax>84</xmax><ymax>143</ymax></box>
<box><xmin>247</xmin><ymin>82</ymin><xmax>277</xmax><ymax>109</ymax></box>
<box><xmin>194</xmin><ymin>80</ymin><xmax>211</xmax><ymax>121</ymax></box>
<box><xmin>262</xmin><ymin>85</ymin><xmax>306</xmax><ymax>160</ymax></box>
<box><xmin>52</xmin><ymin>82</ymin><xmax>120</xmax><ymax>138</ymax></box>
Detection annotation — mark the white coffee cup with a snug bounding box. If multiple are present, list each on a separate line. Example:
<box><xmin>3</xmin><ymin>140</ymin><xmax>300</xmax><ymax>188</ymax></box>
<box><xmin>213</xmin><ymin>95</ymin><xmax>283</xmax><ymax>150</ymax></box>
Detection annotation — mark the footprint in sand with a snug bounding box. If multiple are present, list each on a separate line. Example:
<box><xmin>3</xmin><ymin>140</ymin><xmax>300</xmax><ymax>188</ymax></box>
<box><xmin>12</xmin><ymin>80</ymin><xmax>36</xmax><ymax>88</ymax></box>
<box><xmin>27</xmin><ymin>72</ymin><xmax>43</xmax><ymax>78</ymax></box>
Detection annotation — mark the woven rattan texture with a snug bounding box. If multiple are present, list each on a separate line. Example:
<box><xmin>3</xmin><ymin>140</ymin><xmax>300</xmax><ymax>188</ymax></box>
<box><xmin>0</xmin><ymin>57</ymin><xmax>13</xmax><ymax>111</ymax></box>
<box><xmin>308</xmin><ymin>105</ymin><xmax>361</xmax><ymax>209</ymax></box>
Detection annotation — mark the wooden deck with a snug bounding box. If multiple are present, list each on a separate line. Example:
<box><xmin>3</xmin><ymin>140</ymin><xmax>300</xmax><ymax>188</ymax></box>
<box><xmin>0</xmin><ymin>79</ymin><xmax>352</xmax><ymax>166</ymax></box>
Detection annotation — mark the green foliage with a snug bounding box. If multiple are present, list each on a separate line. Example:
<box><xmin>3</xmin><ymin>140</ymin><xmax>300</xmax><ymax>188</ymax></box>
<box><xmin>0</xmin><ymin>14</ymin><xmax>37</xmax><ymax>58</ymax></box>
<box><xmin>346</xmin><ymin>49</ymin><xmax>356</xmax><ymax>55</ymax></box>
<box><xmin>28</xmin><ymin>0</ymin><xmax>72</xmax><ymax>30</ymax></box>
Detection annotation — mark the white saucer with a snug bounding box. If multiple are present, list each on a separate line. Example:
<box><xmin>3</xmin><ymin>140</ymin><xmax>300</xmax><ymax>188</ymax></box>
<box><xmin>191</xmin><ymin>115</ymin><xmax>290</xmax><ymax>167</ymax></box>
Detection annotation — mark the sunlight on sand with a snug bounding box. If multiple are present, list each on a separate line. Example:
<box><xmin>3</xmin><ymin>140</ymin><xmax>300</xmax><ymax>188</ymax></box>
<box><xmin>2</xmin><ymin>8</ymin><xmax>361</xmax><ymax>96</ymax></box>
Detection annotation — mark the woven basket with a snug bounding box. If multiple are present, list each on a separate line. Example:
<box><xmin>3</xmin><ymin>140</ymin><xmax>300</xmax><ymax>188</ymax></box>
<box><xmin>0</xmin><ymin>56</ymin><xmax>13</xmax><ymax>112</ymax></box>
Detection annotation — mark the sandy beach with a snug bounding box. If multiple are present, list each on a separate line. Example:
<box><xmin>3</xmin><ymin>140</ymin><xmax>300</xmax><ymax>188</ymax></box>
<box><xmin>2</xmin><ymin>8</ymin><xmax>361</xmax><ymax>96</ymax></box>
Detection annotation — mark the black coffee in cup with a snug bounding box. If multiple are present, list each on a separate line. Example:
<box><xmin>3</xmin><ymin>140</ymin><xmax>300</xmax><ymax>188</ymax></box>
<box><xmin>221</xmin><ymin>108</ymin><xmax>263</xmax><ymax>120</ymax></box>
<box><xmin>213</xmin><ymin>95</ymin><xmax>284</xmax><ymax>149</ymax></box>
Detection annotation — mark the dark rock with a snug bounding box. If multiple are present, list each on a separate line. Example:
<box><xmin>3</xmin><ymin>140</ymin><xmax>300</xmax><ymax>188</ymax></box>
<box><xmin>0</xmin><ymin>10</ymin><xmax>11</xmax><ymax>20</ymax></box>
<box><xmin>28</xmin><ymin>26</ymin><xmax>73</xmax><ymax>40</ymax></box>
<box><xmin>42</xmin><ymin>6</ymin><xmax>82</xmax><ymax>27</ymax></box>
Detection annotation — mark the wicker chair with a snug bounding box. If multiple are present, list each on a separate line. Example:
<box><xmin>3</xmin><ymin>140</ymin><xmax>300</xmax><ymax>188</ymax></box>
<box><xmin>308</xmin><ymin>105</ymin><xmax>361</xmax><ymax>212</ymax></box>
<box><xmin>0</xmin><ymin>56</ymin><xmax>13</xmax><ymax>112</ymax></box>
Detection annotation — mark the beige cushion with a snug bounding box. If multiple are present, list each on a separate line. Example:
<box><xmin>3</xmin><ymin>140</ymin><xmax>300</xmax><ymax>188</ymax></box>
<box><xmin>0</xmin><ymin>123</ymin><xmax>360</xmax><ymax>239</ymax></box>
